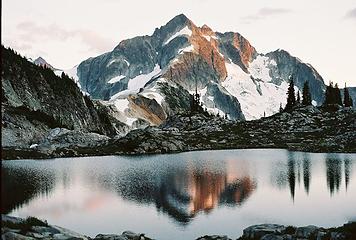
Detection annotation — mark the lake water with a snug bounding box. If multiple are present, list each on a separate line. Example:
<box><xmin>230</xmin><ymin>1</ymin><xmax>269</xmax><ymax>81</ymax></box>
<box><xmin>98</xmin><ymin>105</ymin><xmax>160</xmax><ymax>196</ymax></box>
<box><xmin>2</xmin><ymin>149</ymin><xmax>356</xmax><ymax>239</ymax></box>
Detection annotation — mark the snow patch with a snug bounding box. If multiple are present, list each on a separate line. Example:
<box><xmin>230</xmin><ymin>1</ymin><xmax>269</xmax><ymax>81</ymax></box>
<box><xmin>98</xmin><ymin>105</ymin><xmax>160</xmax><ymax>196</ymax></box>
<box><xmin>113</xmin><ymin>98</ymin><xmax>129</xmax><ymax>110</ymax></box>
<box><xmin>108</xmin><ymin>75</ymin><xmax>125</xmax><ymax>84</ymax></box>
<box><xmin>109</xmin><ymin>64</ymin><xmax>161</xmax><ymax>101</ymax></box>
<box><xmin>29</xmin><ymin>144</ymin><xmax>38</xmax><ymax>149</ymax></box>
<box><xmin>128</xmin><ymin>64</ymin><xmax>161</xmax><ymax>91</ymax></box>
<box><xmin>110</xmin><ymin>89</ymin><xmax>134</xmax><ymax>100</ymax></box>
<box><xmin>249</xmin><ymin>55</ymin><xmax>274</xmax><ymax>82</ymax></box>
<box><xmin>203</xmin><ymin>35</ymin><xmax>211</xmax><ymax>42</ymax></box>
<box><xmin>107</xmin><ymin>58</ymin><xmax>130</xmax><ymax>67</ymax></box>
<box><xmin>110</xmin><ymin>98</ymin><xmax>138</xmax><ymax>126</ymax></box>
<box><xmin>222</xmin><ymin>58</ymin><xmax>292</xmax><ymax>120</ymax></box>
<box><xmin>178</xmin><ymin>45</ymin><xmax>194</xmax><ymax>54</ymax></box>
<box><xmin>141</xmin><ymin>91</ymin><xmax>164</xmax><ymax>105</ymax></box>
<box><xmin>164</xmin><ymin>26</ymin><xmax>192</xmax><ymax>45</ymax></box>
<box><xmin>202</xmin><ymin>35</ymin><xmax>218</xmax><ymax>42</ymax></box>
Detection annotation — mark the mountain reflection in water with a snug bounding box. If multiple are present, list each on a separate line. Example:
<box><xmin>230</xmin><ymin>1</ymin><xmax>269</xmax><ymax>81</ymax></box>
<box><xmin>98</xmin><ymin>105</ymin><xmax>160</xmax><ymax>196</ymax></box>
<box><xmin>91</xmin><ymin>159</ymin><xmax>257</xmax><ymax>224</ymax></box>
<box><xmin>2</xmin><ymin>150</ymin><xmax>355</xmax><ymax>233</ymax></box>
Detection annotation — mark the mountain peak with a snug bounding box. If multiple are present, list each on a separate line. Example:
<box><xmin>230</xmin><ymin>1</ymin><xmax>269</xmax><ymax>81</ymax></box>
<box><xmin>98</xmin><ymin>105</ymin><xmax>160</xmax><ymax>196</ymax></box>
<box><xmin>33</xmin><ymin>56</ymin><xmax>57</xmax><ymax>70</ymax></box>
<box><xmin>34</xmin><ymin>56</ymin><xmax>47</xmax><ymax>64</ymax></box>
<box><xmin>200</xmin><ymin>24</ymin><xmax>214</xmax><ymax>35</ymax></box>
<box><xmin>171</xmin><ymin>13</ymin><xmax>190</xmax><ymax>23</ymax></box>
<box><xmin>162</xmin><ymin>13</ymin><xmax>193</xmax><ymax>30</ymax></box>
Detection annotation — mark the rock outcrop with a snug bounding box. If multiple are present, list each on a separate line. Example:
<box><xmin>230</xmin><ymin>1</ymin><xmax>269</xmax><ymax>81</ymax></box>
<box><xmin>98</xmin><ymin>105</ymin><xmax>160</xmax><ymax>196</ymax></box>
<box><xmin>240</xmin><ymin>222</ymin><xmax>356</xmax><ymax>240</ymax></box>
<box><xmin>2</xmin><ymin>215</ymin><xmax>356</xmax><ymax>240</ymax></box>
<box><xmin>3</xmin><ymin>106</ymin><xmax>355</xmax><ymax>159</ymax></box>
<box><xmin>90</xmin><ymin>106</ymin><xmax>356</xmax><ymax>156</ymax></box>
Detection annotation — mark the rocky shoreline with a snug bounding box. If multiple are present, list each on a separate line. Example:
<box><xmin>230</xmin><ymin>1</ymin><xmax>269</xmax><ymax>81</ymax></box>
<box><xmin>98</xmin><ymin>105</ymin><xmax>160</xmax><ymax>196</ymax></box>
<box><xmin>2</xmin><ymin>215</ymin><xmax>356</xmax><ymax>240</ymax></box>
<box><xmin>2</xmin><ymin>106</ymin><xmax>356</xmax><ymax>160</ymax></box>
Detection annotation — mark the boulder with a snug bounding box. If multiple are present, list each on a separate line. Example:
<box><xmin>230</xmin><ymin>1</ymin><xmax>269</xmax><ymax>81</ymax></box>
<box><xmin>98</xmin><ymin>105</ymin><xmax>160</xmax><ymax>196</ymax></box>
<box><xmin>295</xmin><ymin>225</ymin><xmax>319</xmax><ymax>239</ymax></box>
<box><xmin>242</xmin><ymin>224</ymin><xmax>285</xmax><ymax>240</ymax></box>
<box><xmin>196</xmin><ymin>235</ymin><xmax>231</xmax><ymax>240</ymax></box>
<box><xmin>2</xmin><ymin>231</ymin><xmax>35</xmax><ymax>240</ymax></box>
<box><xmin>94</xmin><ymin>234</ymin><xmax>128</xmax><ymax>240</ymax></box>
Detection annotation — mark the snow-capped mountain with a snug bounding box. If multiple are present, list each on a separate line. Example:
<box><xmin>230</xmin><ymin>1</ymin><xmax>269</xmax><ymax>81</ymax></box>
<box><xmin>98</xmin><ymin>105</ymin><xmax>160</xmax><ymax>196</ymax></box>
<box><xmin>74</xmin><ymin>14</ymin><xmax>327</xmax><ymax>125</ymax></box>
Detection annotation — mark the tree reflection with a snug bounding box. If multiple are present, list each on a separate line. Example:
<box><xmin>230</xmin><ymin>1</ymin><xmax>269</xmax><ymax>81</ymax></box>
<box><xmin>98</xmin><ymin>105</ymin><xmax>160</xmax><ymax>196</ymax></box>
<box><xmin>344</xmin><ymin>157</ymin><xmax>352</xmax><ymax>191</ymax></box>
<box><xmin>1</xmin><ymin>167</ymin><xmax>55</xmax><ymax>213</ymax></box>
<box><xmin>325</xmin><ymin>155</ymin><xmax>342</xmax><ymax>195</ymax></box>
<box><xmin>303</xmin><ymin>154</ymin><xmax>311</xmax><ymax>194</ymax></box>
<box><xmin>287</xmin><ymin>153</ymin><xmax>296</xmax><ymax>201</ymax></box>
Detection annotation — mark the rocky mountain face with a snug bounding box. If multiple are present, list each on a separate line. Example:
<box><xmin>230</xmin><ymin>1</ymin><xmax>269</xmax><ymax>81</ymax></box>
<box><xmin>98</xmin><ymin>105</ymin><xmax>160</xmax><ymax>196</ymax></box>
<box><xmin>1</xmin><ymin>46</ymin><xmax>128</xmax><ymax>149</ymax></box>
<box><xmin>74</xmin><ymin>14</ymin><xmax>329</xmax><ymax>124</ymax></box>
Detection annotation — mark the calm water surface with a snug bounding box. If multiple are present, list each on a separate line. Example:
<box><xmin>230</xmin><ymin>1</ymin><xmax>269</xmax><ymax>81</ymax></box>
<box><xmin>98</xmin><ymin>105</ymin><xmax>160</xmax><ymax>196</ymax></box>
<box><xmin>2</xmin><ymin>149</ymin><xmax>356</xmax><ymax>239</ymax></box>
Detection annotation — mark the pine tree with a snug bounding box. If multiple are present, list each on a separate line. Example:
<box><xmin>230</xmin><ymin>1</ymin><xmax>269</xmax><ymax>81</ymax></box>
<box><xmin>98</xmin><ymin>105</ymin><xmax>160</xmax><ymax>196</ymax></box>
<box><xmin>344</xmin><ymin>84</ymin><xmax>354</xmax><ymax>107</ymax></box>
<box><xmin>324</xmin><ymin>82</ymin><xmax>334</xmax><ymax>105</ymax></box>
<box><xmin>324</xmin><ymin>82</ymin><xmax>344</xmax><ymax>106</ymax></box>
<box><xmin>302</xmin><ymin>81</ymin><xmax>312</xmax><ymax>105</ymax></box>
<box><xmin>279</xmin><ymin>103</ymin><xmax>283</xmax><ymax>113</ymax></box>
<box><xmin>296</xmin><ymin>91</ymin><xmax>301</xmax><ymax>105</ymax></box>
<box><xmin>285</xmin><ymin>79</ymin><xmax>296</xmax><ymax>111</ymax></box>
<box><xmin>334</xmin><ymin>83</ymin><xmax>342</xmax><ymax>105</ymax></box>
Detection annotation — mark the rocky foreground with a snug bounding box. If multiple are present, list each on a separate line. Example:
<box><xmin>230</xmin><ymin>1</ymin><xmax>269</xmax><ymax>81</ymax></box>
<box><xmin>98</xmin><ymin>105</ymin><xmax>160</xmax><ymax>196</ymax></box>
<box><xmin>2</xmin><ymin>215</ymin><xmax>356</xmax><ymax>240</ymax></box>
<box><xmin>2</xmin><ymin>106</ymin><xmax>356</xmax><ymax>159</ymax></box>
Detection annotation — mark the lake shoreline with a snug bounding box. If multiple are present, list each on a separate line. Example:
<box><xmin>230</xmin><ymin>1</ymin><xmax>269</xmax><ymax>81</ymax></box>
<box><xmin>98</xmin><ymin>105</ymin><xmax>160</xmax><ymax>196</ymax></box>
<box><xmin>2</xmin><ymin>215</ymin><xmax>356</xmax><ymax>240</ymax></box>
<box><xmin>2</xmin><ymin>106</ymin><xmax>356</xmax><ymax>160</ymax></box>
<box><xmin>2</xmin><ymin>145</ymin><xmax>356</xmax><ymax>161</ymax></box>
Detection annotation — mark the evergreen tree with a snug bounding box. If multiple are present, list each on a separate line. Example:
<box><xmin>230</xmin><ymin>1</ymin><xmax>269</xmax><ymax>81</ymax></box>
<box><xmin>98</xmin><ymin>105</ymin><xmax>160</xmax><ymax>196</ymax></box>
<box><xmin>334</xmin><ymin>83</ymin><xmax>342</xmax><ymax>105</ymax></box>
<box><xmin>324</xmin><ymin>82</ymin><xmax>334</xmax><ymax>105</ymax></box>
<box><xmin>302</xmin><ymin>81</ymin><xmax>312</xmax><ymax>105</ymax></box>
<box><xmin>324</xmin><ymin>82</ymin><xmax>343</xmax><ymax>106</ymax></box>
<box><xmin>279</xmin><ymin>103</ymin><xmax>283</xmax><ymax>113</ymax></box>
<box><xmin>344</xmin><ymin>84</ymin><xmax>354</xmax><ymax>107</ymax></box>
<box><xmin>285</xmin><ymin>79</ymin><xmax>296</xmax><ymax>111</ymax></box>
<box><xmin>296</xmin><ymin>91</ymin><xmax>301</xmax><ymax>105</ymax></box>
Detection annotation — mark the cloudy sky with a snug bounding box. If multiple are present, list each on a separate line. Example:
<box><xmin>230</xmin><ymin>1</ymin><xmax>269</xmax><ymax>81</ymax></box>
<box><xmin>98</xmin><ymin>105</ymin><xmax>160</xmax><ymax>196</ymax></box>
<box><xmin>2</xmin><ymin>0</ymin><xmax>356</xmax><ymax>86</ymax></box>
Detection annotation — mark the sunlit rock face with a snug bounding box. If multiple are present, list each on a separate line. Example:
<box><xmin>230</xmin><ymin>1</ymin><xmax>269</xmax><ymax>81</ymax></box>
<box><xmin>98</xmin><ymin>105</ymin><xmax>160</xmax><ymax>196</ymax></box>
<box><xmin>75</xmin><ymin>14</ymin><xmax>328</xmax><ymax>124</ymax></box>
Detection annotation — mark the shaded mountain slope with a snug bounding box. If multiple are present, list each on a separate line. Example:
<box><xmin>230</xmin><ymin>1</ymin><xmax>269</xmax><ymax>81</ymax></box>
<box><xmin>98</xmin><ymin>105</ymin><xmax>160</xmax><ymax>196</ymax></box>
<box><xmin>1</xmin><ymin>46</ymin><xmax>126</xmax><ymax>148</ymax></box>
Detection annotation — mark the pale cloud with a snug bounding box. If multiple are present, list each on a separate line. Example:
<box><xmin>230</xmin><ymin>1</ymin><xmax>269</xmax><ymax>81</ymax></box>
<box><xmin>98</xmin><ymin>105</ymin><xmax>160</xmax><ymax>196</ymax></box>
<box><xmin>345</xmin><ymin>8</ymin><xmax>356</xmax><ymax>19</ymax></box>
<box><xmin>241</xmin><ymin>8</ymin><xmax>292</xmax><ymax>23</ymax></box>
<box><xmin>16</xmin><ymin>21</ymin><xmax>113</xmax><ymax>52</ymax></box>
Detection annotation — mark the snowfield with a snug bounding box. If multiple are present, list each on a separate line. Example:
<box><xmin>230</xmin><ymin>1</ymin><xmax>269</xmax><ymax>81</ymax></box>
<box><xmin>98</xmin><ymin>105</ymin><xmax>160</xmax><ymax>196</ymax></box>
<box><xmin>222</xmin><ymin>56</ymin><xmax>294</xmax><ymax>120</ymax></box>
<box><xmin>164</xmin><ymin>26</ymin><xmax>192</xmax><ymax>45</ymax></box>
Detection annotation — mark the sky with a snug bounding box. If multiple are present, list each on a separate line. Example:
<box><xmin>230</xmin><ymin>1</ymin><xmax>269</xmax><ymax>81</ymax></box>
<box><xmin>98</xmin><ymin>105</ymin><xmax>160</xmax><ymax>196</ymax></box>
<box><xmin>2</xmin><ymin>0</ymin><xmax>356</xmax><ymax>86</ymax></box>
